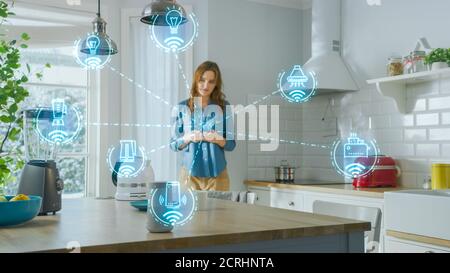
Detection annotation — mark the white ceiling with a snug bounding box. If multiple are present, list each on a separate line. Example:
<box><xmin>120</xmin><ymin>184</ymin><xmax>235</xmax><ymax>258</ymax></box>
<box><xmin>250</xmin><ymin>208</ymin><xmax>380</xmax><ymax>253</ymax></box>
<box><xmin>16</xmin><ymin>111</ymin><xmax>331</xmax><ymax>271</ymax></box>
<box><xmin>246</xmin><ymin>0</ymin><xmax>312</xmax><ymax>10</ymax></box>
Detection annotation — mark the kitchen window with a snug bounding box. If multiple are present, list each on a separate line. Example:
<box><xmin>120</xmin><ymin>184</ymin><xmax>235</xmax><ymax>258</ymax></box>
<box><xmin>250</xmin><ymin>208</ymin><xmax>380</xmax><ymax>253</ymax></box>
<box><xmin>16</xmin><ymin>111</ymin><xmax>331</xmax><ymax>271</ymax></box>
<box><xmin>5</xmin><ymin>47</ymin><xmax>89</xmax><ymax>198</ymax></box>
<box><xmin>2</xmin><ymin>2</ymin><xmax>94</xmax><ymax>198</ymax></box>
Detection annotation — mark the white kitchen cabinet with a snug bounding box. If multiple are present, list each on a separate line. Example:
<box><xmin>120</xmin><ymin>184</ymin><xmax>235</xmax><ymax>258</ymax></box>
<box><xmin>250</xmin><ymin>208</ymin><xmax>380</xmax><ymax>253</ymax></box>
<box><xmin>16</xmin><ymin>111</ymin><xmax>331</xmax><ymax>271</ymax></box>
<box><xmin>270</xmin><ymin>189</ymin><xmax>304</xmax><ymax>211</ymax></box>
<box><xmin>385</xmin><ymin>236</ymin><xmax>450</xmax><ymax>253</ymax></box>
<box><xmin>301</xmin><ymin>191</ymin><xmax>385</xmax><ymax>253</ymax></box>
<box><xmin>268</xmin><ymin>188</ymin><xmax>385</xmax><ymax>252</ymax></box>
<box><xmin>247</xmin><ymin>186</ymin><xmax>270</xmax><ymax>207</ymax></box>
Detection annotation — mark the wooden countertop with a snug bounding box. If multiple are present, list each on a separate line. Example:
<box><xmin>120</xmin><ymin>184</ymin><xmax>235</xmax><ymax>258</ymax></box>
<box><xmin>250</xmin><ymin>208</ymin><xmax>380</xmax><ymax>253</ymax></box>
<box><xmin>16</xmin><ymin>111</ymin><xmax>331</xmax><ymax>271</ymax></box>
<box><xmin>0</xmin><ymin>198</ymin><xmax>370</xmax><ymax>253</ymax></box>
<box><xmin>386</xmin><ymin>230</ymin><xmax>450</xmax><ymax>249</ymax></box>
<box><xmin>245</xmin><ymin>180</ymin><xmax>414</xmax><ymax>199</ymax></box>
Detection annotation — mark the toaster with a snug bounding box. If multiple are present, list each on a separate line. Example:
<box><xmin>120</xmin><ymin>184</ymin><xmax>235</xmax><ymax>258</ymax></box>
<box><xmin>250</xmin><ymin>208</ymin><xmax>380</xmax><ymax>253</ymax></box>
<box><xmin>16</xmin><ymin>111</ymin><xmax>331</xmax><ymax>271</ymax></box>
<box><xmin>353</xmin><ymin>155</ymin><xmax>400</xmax><ymax>188</ymax></box>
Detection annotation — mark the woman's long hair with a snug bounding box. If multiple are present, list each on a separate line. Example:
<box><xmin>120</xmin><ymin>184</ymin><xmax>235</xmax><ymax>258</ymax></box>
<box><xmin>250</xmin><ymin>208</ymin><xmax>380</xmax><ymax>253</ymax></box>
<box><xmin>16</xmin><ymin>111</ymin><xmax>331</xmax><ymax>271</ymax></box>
<box><xmin>188</xmin><ymin>61</ymin><xmax>226</xmax><ymax>112</ymax></box>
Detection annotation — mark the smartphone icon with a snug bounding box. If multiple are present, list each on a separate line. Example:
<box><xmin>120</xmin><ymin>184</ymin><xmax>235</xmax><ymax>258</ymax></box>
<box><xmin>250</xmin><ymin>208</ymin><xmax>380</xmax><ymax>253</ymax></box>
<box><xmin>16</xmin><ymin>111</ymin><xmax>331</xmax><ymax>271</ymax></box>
<box><xmin>165</xmin><ymin>181</ymin><xmax>181</xmax><ymax>208</ymax></box>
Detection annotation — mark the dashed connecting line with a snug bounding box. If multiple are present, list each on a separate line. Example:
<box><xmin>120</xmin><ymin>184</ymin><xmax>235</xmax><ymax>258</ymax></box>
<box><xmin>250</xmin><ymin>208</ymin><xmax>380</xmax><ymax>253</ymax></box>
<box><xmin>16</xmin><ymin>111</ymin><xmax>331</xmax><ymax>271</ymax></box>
<box><xmin>108</xmin><ymin>65</ymin><xmax>172</xmax><ymax>107</ymax></box>
<box><xmin>239</xmin><ymin>133</ymin><xmax>330</xmax><ymax>149</ymax></box>
<box><xmin>248</xmin><ymin>89</ymin><xmax>282</xmax><ymax>106</ymax></box>
<box><xmin>87</xmin><ymin>122</ymin><xmax>172</xmax><ymax>128</ymax></box>
<box><xmin>175</xmin><ymin>54</ymin><xmax>191</xmax><ymax>92</ymax></box>
<box><xmin>105</xmin><ymin>62</ymin><xmax>329</xmax><ymax>167</ymax></box>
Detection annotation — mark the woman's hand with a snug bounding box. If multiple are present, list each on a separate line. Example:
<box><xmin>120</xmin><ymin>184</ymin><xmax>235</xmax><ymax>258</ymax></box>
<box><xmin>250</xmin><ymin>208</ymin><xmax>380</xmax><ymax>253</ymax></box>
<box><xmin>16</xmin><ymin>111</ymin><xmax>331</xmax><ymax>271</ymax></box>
<box><xmin>203</xmin><ymin>131</ymin><xmax>226</xmax><ymax>148</ymax></box>
<box><xmin>182</xmin><ymin>130</ymin><xmax>203</xmax><ymax>145</ymax></box>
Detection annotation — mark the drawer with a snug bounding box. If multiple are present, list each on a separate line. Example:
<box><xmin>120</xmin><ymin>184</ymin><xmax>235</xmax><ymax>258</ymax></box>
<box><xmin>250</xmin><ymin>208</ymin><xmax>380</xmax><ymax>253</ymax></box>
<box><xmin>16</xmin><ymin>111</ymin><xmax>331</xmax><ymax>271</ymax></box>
<box><xmin>248</xmin><ymin>187</ymin><xmax>271</xmax><ymax>207</ymax></box>
<box><xmin>385</xmin><ymin>236</ymin><xmax>450</xmax><ymax>253</ymax></box>
<box><xmin>271</xmin><ymin>190</ymin><xmax>303</xmax><ymax>211</ymax></box>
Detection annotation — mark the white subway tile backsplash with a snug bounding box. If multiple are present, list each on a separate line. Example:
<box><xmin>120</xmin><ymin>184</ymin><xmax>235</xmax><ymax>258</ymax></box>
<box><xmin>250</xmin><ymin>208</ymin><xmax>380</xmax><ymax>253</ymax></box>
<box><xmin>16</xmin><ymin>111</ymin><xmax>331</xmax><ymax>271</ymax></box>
<box><xmin>248</xmin><ymin>168</ymin><xmax>266</xmax><ymax>180</ymax></box>
<box><xmin>248</xmin><ymin>156</ymin><xmax>257</xmax><ymax>168</ymax></box>
<box><xmin>378</xmin><ymin>144</ymin><xmax>391</xmax><ymax>155</ymax></box>
<box><xmin>407</xmin><ymin>98</ymin><xmax>427</xmax><ymax>112</ymax></box>
<box><xmin>416</xmin><ymin>113</ymin><xmax>439</xmax><ymax>126</ymax></box>
<box><xmin>265</xmin><ymin>168</ymin><xmax>275</xmax><ymax>180</ymax></box>
<box><xmin>442</xmin><ymin>144</ymin><xmax>450</xmax><ymax>155</ymax></box>
<box><xmin>404</xmin><ymin>129</ymin><xmax>427</xmax><ymax>142</ymax></box>
<box><xmin>373</xmin><ymin>129</ymin><xmax>403</xmax><ymax>142</ymax></box>
<box><xmin>283</xmin><ymin>144</ymin><xmax>300</xmax><ymax>155</ymax></box>
<box><xmin>409</xmin><ymin>81</ymin><xmax>440</xmax><ymax>98</ymax></box>
<box><xmin>440</xmin><ymin>78</ymin><xmax>450</xmax><ymax>94</ymax></box>
<box><xmin>249</xmin><ymin>80</ymin><xmax>450</xmax><ymax>185</ymax></box>
<box><xmin>300</xmin><ymin>146</ymin><xmax>330</xmax><ymax>156</ymax></box>
<box><xmin>397</xmin><ymin>159</ymin><xmax>429</xmax><ymax>173</ymax></box>
<box><xmin>416</xmin><ymin>144</ymin><xmax>440</xmax><ymax>157</ymax></box>
<box><xmin>429</xmin><ymin>128</ymin><xmax>450</xmax><ymax>141</ymax></box>
<box><xmin>390</xmin><ymin>144</ymin><xmax>415</xmax><ymax>157</ymax></box>
<box><xmin>255</xmin><ymin>156</ymin><xmax>273</xmax><ymax>168</ymax></box>
<box><xmin>398</xmin><ymin>172</ymin><xmax>419</xmax><ymax>188</ymax></box>
<box><xmin>378</xmin><ymin>100</ymin><xmax>399</xmax><ymax>114</ymax></box>
<box><xmin>429</xmin><ymin>96</ymin><xmax>450</xmax><ymax>110</ymax></box>
<box><xmin>247</xmin><ymin>143</ymin><xmax>261</xmax><ymax>155</ymax></box>
<box><xmin>390</xmin><ymin>114</ymin><xmax>414</xmax><ymax>127</ymax></box>
<box><xmin>442</xmin><ymin>112</ymin><xmax>450</xmax><ymax>125</ymax></box>
<box><xmin>361</xmin><ymin>102</ymin><xmax>381</xmax><ymax>115</ymax></box>
<box><xmin>429</xmin><ymin>158</ymin><xmax>450</xmax><ymax>165</ymax></box>
<box><xmin>370</xmin><ymin>115</ymin><xmax>390</xmax><ymax>129</ymax></box>
<box><xmin>285</xmin><ymin>120</ymin><xmax>301</xmax><ymax>132</ymax></box>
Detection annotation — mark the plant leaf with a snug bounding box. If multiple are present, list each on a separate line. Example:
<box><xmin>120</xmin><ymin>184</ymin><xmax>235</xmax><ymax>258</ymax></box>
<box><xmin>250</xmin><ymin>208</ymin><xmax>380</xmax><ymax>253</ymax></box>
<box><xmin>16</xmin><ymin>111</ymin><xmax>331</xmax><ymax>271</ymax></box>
<box><xmin>20</xmin><ymin>33</ymin><xmax>30</xmax><ymax>41</ymax></box>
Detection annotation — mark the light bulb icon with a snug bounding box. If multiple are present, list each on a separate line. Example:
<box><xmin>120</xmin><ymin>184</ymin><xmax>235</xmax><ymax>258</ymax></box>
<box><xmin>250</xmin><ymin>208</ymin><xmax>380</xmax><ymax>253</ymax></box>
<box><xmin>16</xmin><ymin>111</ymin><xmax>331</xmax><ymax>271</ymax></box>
<box><xmin>86</xmin><ymin>35</ymin><xmax>100</xmax><ymax>55</ymax></box>
<box><xmin>166</xmin><ymin>9</ymin><xmax>183</xmax><ymax>35</ymax></box>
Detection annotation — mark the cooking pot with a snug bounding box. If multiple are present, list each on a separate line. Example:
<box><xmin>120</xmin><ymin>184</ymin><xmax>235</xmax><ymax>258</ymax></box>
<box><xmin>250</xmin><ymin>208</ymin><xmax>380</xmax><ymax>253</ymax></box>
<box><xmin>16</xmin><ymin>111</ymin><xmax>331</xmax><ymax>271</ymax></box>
<box><xmin>274</xmin><ymin>161</ymin><xmax>296</xmax><ymax>182</ymax></box>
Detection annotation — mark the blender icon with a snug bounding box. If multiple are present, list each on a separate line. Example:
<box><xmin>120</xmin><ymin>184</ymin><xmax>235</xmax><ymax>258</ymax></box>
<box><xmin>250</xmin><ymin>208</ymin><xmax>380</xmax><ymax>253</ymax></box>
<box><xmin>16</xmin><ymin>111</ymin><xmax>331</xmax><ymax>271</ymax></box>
<box><xmin>48</xmin><ymin>99</ymin><xmax>69</xmax><ymax>144</ymax></box>
<box><xmin>52</xmin><ymin>99</ymin><xmax>67</xmax><ymax>127</ymax></box>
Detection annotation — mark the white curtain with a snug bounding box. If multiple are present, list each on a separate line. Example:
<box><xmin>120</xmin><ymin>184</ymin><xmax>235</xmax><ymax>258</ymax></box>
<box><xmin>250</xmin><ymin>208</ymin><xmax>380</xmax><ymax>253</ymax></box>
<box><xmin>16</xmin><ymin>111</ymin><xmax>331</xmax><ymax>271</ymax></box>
<box><xmin>126</xmin><ymin>18</ymin><xmax>188</xmax><ymax>181</ymax></box>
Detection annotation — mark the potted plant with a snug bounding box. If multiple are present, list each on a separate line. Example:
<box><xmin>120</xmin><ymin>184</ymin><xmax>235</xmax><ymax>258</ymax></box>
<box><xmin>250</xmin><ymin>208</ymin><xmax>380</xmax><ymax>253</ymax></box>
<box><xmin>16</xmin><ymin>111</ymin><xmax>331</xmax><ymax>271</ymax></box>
<box><xmin>424</xmin><ymin>48</ymin><xmax>450</xmax><ymax>71</ymax></box>
<box><xmin>0</xmin><ymin>1</ymin><xmax>50</xmax><ymax>195</ymax></box>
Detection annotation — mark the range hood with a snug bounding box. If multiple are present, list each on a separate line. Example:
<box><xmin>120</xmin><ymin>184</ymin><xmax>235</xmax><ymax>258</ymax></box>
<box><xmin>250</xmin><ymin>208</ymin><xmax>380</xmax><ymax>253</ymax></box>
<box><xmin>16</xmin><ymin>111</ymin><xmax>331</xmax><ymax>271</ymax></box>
<box><xmin>303</xmin><ymin>0</ymin><xmax>358</xmax><ymax>93</ymax></box>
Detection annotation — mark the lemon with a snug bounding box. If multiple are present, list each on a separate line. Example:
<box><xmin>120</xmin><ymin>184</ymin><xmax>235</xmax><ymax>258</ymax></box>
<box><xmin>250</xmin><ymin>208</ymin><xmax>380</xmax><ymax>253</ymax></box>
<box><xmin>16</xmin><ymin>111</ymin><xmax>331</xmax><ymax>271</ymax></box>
<box><xmin>10</xmin><ymin>194</ymin><xmax>30</xmax><ymax>201</ymax></box>
<box><xmin>0</xmin><ymin>195</ymin><xmax>7</xmax><ymax>202</ymax></box>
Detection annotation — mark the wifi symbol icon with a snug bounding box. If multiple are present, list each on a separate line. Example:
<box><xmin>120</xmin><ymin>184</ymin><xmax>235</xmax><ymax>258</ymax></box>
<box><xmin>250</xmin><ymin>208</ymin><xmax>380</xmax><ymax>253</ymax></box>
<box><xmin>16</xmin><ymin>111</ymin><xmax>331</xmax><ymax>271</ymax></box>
<box><xmin>345</xmin><ymin>163</ymin><xmax>366</xmax><ymax>177</ymax></box>
<box><xmin>163</xmin><ymin>210</ymin><xmax>184</xmax><ymax>225</ymax></box>
<box><xmin>118</xmin><ymin>164</ymin><xmax>136</xmax><ymax>177</ymax></box>
<box><xmin>288</xmin><ymin>89</ymin><xmax>307</xmax><ymax>102</ymax></box>
<box><xmin>164</xmin><ymin>36</ymin><xmax>184</xmax><ymax>50</ymax></box>
<box><xmin>85</xmin><ymin>57</ymin><xmax>102</xmax><ymax>69</ymax></box>
<box><xmin>48</xmin><ymin>130</ymin><xmax>68</xmax><ymax>143</ymax></box>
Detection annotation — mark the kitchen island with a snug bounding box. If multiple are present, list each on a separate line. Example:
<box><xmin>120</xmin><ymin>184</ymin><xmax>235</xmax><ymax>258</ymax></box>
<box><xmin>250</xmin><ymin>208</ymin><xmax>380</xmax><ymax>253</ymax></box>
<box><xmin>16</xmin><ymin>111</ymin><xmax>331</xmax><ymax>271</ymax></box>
<box><xmin>0</xmin><ymin>198</ymin><xmax>369</xmax><ymax>253</ymax></box>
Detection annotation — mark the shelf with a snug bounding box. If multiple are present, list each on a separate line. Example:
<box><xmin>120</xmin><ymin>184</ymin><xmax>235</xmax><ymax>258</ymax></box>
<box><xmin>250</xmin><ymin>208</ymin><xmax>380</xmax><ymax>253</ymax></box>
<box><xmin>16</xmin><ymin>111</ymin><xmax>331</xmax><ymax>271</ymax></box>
<box><xmin>367</xmin><ymin>67</ymin><xmax>450</xmax><ymax>113</ymax></box>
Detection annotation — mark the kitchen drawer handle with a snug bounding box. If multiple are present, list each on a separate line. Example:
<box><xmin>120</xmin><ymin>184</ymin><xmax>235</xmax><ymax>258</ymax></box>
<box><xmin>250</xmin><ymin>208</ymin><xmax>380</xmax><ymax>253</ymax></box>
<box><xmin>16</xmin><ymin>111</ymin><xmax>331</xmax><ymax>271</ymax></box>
<box><xmin>288</xmin><ymin>201</ymin><xmax>295</xmax><ymax>206</ymax></box>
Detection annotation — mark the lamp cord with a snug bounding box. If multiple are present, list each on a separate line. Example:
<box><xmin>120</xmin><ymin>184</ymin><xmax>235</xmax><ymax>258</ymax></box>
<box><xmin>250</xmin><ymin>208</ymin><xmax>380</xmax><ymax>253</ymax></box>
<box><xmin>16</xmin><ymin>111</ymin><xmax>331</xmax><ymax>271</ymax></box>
<box><xmin>97</xmin><ymin>0</ymin><xmax>101</xmax><ymax>17</ymax></box>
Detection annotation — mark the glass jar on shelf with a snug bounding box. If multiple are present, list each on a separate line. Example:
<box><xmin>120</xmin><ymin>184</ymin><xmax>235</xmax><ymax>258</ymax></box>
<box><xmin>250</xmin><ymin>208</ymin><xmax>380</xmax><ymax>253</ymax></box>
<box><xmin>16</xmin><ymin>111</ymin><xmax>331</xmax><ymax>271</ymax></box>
<box><xmin>411</xmin><ymin>51</ymin><xmax>427</xmax><ymax>73</ymax></box>
<box><xmin>403</xmin><ymin>55</ymin><xmax>413</xmax><ymax>74</ymax></box>
<box><xmin>387</xmin><ymin>56</ymin><xmax>404</xmax><ymax>76</ymax></box>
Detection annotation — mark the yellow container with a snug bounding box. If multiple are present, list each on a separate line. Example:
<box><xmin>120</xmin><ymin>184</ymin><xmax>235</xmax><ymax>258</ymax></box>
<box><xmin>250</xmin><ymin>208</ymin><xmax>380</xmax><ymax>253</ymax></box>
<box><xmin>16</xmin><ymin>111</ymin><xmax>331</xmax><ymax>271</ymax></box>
<box><xmin>431</xmin><ymin>164</ymin><xmax>450</xmax><ymax>190</ymax></box>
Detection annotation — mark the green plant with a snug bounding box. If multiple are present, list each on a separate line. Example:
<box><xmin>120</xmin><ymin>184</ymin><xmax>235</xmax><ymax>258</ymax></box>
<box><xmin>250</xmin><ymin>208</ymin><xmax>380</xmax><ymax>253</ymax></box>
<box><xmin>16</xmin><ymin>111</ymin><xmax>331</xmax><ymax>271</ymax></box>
<box><xmin>0</xmin><ymin>1</ymin><xmax>50</xmax><ymax>194</ymax></box>
<box><xmin>424</xmin><ymin>48</ymin><xmax>450</xmax><ymax>65</ymax></box>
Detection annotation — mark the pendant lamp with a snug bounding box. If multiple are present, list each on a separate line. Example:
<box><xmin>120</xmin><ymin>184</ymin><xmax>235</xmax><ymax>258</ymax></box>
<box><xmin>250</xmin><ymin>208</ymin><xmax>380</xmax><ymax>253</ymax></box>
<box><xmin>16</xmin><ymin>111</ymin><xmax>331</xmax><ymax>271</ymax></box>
<box><xmin>140</xmin><ymin>0</ymin><xmax>188</xmax><ymax>26</ymax></box>
<box><xmin>80</xmin><ymin>0</ymin><xmax>118</xmax><ymax>55</ymax></box>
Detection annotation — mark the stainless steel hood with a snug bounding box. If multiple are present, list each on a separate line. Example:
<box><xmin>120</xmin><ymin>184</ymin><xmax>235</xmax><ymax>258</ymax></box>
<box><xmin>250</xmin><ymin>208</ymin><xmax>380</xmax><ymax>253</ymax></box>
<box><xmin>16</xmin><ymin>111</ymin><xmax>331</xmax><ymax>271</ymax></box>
<box><xmin>303</xmin><ymin>0</ymin><xmax>358</xmax><ymax>93</ymax></box>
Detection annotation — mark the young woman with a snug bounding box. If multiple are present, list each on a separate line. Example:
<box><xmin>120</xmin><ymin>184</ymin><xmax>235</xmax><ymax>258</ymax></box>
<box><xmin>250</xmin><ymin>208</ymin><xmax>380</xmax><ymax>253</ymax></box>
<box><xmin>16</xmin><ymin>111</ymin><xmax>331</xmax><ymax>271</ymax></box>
<box><xmin>170</xmin><ymin>61</ymin><xmax>236</xmax><ymax>191</ymax></box>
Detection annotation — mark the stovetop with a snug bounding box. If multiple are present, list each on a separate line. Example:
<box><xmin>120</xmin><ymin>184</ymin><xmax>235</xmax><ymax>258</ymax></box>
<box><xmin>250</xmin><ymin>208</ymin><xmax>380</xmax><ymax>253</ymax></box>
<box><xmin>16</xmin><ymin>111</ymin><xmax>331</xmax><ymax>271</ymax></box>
<box><xmin>274</xmin><ymin>180</ymin><xmax>350</xmax><ymax>185</ymax></box>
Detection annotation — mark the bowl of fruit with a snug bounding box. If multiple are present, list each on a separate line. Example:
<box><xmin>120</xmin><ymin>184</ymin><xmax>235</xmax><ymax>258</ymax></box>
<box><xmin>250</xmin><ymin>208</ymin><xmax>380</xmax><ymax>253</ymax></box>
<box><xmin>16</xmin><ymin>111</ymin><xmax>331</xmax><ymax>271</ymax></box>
<box><xmin>0</xmin><ymin>194</ymin><xmax>42</xmax><ymax>227</ymax></box>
